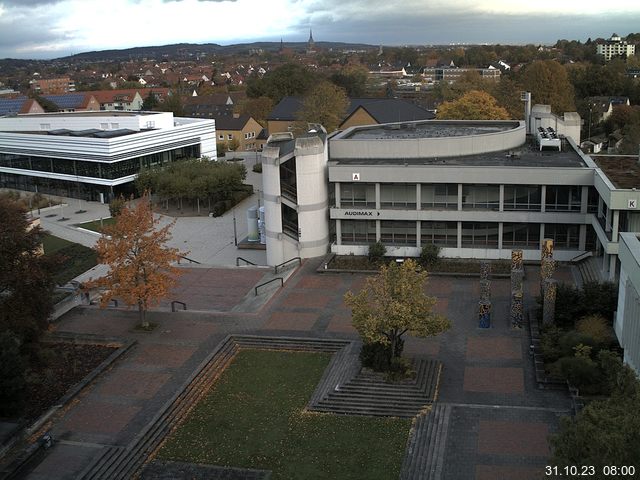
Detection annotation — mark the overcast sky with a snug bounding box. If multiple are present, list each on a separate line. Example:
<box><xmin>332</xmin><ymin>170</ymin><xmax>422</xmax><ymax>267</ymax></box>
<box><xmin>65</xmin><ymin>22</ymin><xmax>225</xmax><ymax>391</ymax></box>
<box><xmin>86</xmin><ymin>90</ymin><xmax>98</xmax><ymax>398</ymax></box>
<box><xmin>0</xmin><ymin>0</ymin><xmax>639</xmax><ymax>59</ymax></box>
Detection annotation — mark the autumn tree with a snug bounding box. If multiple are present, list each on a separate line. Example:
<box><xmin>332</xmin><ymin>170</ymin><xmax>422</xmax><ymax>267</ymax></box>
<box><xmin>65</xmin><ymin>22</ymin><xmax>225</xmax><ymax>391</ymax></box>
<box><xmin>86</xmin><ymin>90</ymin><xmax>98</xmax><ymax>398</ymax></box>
<box><xmin>519</xmin><ymin>60</ymin><xmax>576</xmax><ymax>114</ymax></box>
<box><xmin>235</xmin><ymin>96</ymin><xmax>274</xmax><ymax>127</ymax></box>
<box><xmin>295</xmin><ymin>80</ymin><xmax>349</xmax><ymax>133</ymax></box>
<box><xmin>436</xmin><ymin>90</ymin><xmax>510</xmax><ymax>120</ymax></box>
<box><xmin>344</xmin><ymin>259</ymin><xmax>450</xmax><ymax>365</ymax></box>
<box><xmin>85</xmin><ymin>194</ymin><xmax>183</xmax><ymax>328</ymax></box>
<box><xmin>246</xmin><ymin>63</ymin><xmax>315</xmax><ymax>103</ymax></box>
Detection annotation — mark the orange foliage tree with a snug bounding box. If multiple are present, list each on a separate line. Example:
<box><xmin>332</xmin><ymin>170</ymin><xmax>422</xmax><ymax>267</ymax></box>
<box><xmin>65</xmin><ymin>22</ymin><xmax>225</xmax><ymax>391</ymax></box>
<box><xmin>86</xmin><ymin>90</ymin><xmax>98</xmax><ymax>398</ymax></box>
<box><xmin>85</xmin><ymin>194</ymin><xmax>183</xmax><ymax>328</ymax></box>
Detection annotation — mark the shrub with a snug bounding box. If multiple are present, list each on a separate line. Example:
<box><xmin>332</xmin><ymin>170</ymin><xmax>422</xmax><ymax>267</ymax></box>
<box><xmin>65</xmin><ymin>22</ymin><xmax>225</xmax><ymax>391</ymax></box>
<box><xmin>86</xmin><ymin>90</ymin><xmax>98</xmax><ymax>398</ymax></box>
<box><xmin>576</xmin><ymin>314</ymin><xmax>612</xmax><ymax>345</ymax></box>
<box><xmin>558</xmin><ymin>330</ymin><xmax>599</xmax><ymax>358</ymax></box>
<box><xmin>252</xmin><ymin>163</ymin><xmax>263</xmax><ymax>173</ymax></box>
<box><xmin>540</xmin><ymin>324</ymin><xmax>565</xmax><ymax>363</ymax></box>
<box><xmin>420</xmin><ymin>243</ymin><xmax>440</xmax><ymax>268</ymax></box>
<box><xmin>550</xmin><ymin>355</ymin><xmax>601</xmax><ymax>395</ymax></box>
<box><xmin>581</xmin><ymin>281</ymin><xmax>618</xmax><ymax>322</ymax></box>
<box><xmin>109</xmin><ymin>196</ymin><xmax>126</xmax><ymax>217</ymax></box>
<box><xmin>0</xmin><ymin>331</ymin><xmax>27</xmax><ymax>416</ymax></box>
<box><xmin>385</xmin><ymin>357</ymin><xmax>416</xmax><ymax>382</ymax></box>
<box><xmin>368</xmin><ymin>241</ymin><xmax>386</xmax><ymax>264</ymax></box>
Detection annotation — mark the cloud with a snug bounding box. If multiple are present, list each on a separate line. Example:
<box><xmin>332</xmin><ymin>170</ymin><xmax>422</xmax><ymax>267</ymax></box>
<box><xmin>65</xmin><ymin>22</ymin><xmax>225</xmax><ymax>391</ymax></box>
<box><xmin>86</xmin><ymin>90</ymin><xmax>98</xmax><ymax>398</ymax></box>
<box><xmin>0</xmin><ymin>0</ymin><xmax>63</xmax><ymax>6</ymax></box>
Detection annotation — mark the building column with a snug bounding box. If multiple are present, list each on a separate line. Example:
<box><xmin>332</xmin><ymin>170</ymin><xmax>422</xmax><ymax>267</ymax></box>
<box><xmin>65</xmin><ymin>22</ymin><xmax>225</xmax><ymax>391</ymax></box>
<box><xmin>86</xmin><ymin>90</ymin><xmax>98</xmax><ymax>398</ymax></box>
<box><xmin>457</xmin><ymin>221</ymin><xmax>462</xmax><ymax>249</ymax></box>
<box><xmin>335</xmin><ymin>183</ymin><xmax>341</xmax><ymax>209</ymax></box>
<box><xmin>606</xmin><ymin>207</ymin><xmax>612</xmax><ymax>232</ymax></box>
<box><xmin>375</xmin><ymin>183</ymin><xmax>381</xmax><ymax>210</ymax></box>
<box><xmin>376</xmin><ymin>220</ymin><xmax>381</xmax><ymax>242</ymax></box>
<box><xmin>539</xmin><ymin>223</ymin><xmax>545</xmax><ymax>249</ymax></box>
<box><xmin>579</xmin><ymin>224</ymin><xmax>587</xmax><ymax>251</ymax></box>
<box><xmin>458</xmin><ymin>184</ymin><xmax>463</xmax><ymax>211</ymax></box>
<box><xmin>612</xmin><ymin>210</ymin><xmax>620</xmax><ymax>241</ymax></box>
<box><xmin>609</xmin><ymin>254</ymin><xmax>617</xmax><ymax>281</ymax></box>
<box><xmin>498</xmin><ymin>222</ymin><xmax>504</xmax><ymax>251</ymax></box>
<box><xmin>336</xmin><ymin>219</ymin><xmax>341</xmax><ymax>246</ymax></box>
<box><xmin>499</xmin><ymin>185</ymin><xmax>505</xmax><ymax>212</ymax></box>
<box><xmin>598</xmin><ymin>196</ymin><xmax>603</xmax><ymax>218</ymax></box>
<box><xmin>580</xmin><ymin>186</ymin><xmax>589</xmax><ymax>214</ymax></box>
<box><xmin>416</xmin><ymin>184</ymin><xmax>421</xmax><ymax>211</ymax></box>
<box><xmin>540</xmin><ymin>185</ymin><xmax>546</xmax><ymax>213</ymax></box>
<box><xmin>416</xmin><ymin>221</ymin><xmax>421</xmax><ymax>248</ymax></box>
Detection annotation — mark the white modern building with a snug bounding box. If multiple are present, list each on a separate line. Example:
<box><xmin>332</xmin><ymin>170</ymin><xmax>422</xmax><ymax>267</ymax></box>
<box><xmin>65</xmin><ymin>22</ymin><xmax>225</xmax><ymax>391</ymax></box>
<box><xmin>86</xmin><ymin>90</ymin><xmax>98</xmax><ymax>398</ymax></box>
<box><xmin>615</xmin><ymin>232</ymin><xmax>640</xmax><ymax>375</ymax></box>
<box><xmin>596</xmin><ymin>34</ymin><xmax>636</xmax><ymax>61</ymax></box>
<box><xmin>0</xmin><ymin>111</ymin><xmax>216</xmax><ymax>202</ymax></box>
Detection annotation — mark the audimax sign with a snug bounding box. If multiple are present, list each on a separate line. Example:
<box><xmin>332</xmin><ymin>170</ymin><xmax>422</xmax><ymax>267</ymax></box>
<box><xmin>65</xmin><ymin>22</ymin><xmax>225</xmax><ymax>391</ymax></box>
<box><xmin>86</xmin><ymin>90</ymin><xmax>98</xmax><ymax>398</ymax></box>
<box><xmin>344</xmin><ymin>210</ymin><xmax>380</xmax><ymax>216</ymax></box>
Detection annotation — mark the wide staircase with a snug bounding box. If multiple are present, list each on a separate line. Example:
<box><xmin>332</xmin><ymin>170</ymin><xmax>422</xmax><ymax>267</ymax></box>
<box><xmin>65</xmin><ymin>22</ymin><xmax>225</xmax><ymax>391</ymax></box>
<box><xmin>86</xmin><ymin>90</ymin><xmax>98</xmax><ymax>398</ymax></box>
<box><xmin>576</xmin><ymin>256</ymin><xmax>602</xmax><ymax>284</ymax></box>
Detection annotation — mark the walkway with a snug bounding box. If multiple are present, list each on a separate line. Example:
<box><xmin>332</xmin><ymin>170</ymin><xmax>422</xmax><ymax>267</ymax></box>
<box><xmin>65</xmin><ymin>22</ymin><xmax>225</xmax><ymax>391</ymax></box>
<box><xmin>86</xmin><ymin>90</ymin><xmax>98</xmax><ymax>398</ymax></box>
<box><xmin>20</xmin><ymin>259</ymin><xmax>572</xmax><ymax>480</ymax></box>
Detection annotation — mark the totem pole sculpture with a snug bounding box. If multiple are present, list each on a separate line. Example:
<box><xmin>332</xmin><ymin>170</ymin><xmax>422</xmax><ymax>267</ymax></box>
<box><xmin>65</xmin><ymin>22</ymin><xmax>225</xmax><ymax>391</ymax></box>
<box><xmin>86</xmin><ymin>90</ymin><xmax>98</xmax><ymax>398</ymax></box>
<box><xmin>510</xmin><ymin>249</ymin><xmax>524</xmax><ymax>329</ymax></box>
<box><xmin>540</xmin><ymin>239</ymin><xmax>557</xmax><ymax>325</ymax></box>
<box><xmin>478</xmin><ymin>260</ymin><xmax>491</xmax><ymax>328</ymax></box>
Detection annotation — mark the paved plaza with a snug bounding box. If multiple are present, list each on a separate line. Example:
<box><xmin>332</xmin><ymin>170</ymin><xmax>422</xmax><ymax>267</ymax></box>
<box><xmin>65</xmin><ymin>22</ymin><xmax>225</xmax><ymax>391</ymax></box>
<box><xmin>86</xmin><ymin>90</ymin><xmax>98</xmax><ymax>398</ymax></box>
<box><xmin>16</xmin><ymin>256</ymin><xmax>573</xmax><ymax>480</ymax></box>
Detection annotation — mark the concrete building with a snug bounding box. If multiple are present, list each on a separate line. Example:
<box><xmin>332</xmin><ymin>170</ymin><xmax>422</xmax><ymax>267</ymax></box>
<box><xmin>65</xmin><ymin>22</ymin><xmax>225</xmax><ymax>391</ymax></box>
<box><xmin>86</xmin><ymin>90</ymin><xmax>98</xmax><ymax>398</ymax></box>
<box><xmin>615</xmin><ymin>232</ymin><xmax>640</xmax><ymax>375</ymax></box>
<box><xmin>596</xmin><ymin>34</ymin><xmax>636</xmax><ymax>61</ymax></box>
<box><xmin>30</xmin><ymin>77</ymin><xmax>76</xmax><ymax>95</ymax></box>
<box><xmin>0</xmin><ymin>111</ymin><xmax>215</xmax><ymax>202</ymax></box>
<box><xmin>215</xmin><ymin>115</ymin><xmax>263</xmax><ymax>152</ymax></box>
<box><xmin>91</xmin><ymin>90</ymin><xmax>145</xmax><ymax>111</ymax></box>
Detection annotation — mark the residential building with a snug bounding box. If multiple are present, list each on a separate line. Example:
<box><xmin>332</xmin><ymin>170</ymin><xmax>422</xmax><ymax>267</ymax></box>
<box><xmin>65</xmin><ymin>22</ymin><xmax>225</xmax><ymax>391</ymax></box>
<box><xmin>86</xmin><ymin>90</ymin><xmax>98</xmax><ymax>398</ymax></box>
<box><xmin>215</xmin><ymin>114</ymin><xmax>263</xmax><ymax>151</ymax></box>
<box><xmin>421</xmin><ymin>66</ymin><xmax>501</xmax><ymax>83</ymax></box>
<box><xmin>42</xmin><ymin>93</ymin><xmax>101</xmax><ymax>112</ymax></box>
<box><xmin>267</xmin><ymin>97</ymin><xmax>435</xmax><ymax>135</ymax></box>
<box><xmin>596</xmin><ymin>34</ymin><xmax>636</xmax><ymax>61</ymax></box>
<box><xmin>30</xmin><ymin>77</ymin><xmax>76</xmax><ymax>95</ymax></box>
<box><xmin>0</xmin><ymin>111</ymin><xmax>216</xmax><ymax>202</ymax></box>
<box><xmin>184</xmin><ymin>94</ymin><xmax>237</xmax><ymax>118</ymax></box>
<box><xmin>586</xmin><ymin>96</ymin><xmax>630</xmax><ymax>124</ymax></box>
<box><xmin>0</xmin><ymin>97</ymin><xmax>44</xmax><ymax>116</ymax></box>
<box><xmin>90</xmin><ymin>90</ymin><xmax>145</xmax><ymax>111</ymax></box>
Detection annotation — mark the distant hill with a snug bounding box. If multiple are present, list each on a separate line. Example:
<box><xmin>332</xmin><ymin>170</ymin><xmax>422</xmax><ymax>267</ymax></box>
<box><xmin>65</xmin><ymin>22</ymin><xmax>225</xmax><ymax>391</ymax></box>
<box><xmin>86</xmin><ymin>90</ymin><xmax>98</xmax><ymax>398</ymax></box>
<box><xmin>55</xmin><ymin>41</ymin><xmax>376</xmax><ymax>62</ymax></box>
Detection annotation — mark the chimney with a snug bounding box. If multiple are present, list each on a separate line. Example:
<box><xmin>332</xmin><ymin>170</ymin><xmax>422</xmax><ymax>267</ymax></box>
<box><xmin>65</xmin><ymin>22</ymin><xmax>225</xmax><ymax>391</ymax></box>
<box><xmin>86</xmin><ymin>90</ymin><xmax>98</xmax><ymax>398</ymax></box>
<box><xmin>233</xmin><ymin>113</ymin><xmax>240</xmax><ymax>119</ymax></box>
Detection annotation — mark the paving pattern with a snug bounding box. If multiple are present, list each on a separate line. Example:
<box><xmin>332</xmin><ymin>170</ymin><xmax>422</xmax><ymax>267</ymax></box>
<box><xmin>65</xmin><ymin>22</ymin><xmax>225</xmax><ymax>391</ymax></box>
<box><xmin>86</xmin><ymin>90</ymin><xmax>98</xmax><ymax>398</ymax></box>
<box><xmin>15</xmin><ymin>260</ymin><xmax>574</xmax><ymax>480</ymax></box>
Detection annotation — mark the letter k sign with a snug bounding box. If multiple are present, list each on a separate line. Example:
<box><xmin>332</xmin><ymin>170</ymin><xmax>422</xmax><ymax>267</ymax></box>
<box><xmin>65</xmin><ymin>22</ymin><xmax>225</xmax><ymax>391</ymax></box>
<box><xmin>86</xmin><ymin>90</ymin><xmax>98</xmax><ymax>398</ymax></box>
<box><xmin>629</xmin><ymin>199</ymin><xmax>637</xmax><ymax>209</ymax></box>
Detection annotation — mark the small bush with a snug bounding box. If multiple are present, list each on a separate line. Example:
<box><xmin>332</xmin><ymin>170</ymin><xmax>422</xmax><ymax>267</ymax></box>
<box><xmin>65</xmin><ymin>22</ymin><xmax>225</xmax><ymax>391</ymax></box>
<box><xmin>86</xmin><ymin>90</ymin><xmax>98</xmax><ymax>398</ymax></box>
<box><xmin>550</xmin><ymin>355</ymin><xmax>601</xmax><ymax>394</ymax></box>
<box><xmin>576</xmin><ymin>314</ymin><xmax>612</xmax><ymax>345</ymax></box>
<box><xmin>558</xmin><ymin>331</ymin><xmax>599</xmax><ymax>358</ymax></box>
<box><xmin>368</xmin><ymin>241</ymin><xmax>386</xmax><ymax>264</ymax></box>
<box><xmin>360</xmin><ymin>339</ymin><xmax>404</xmax><ymax>372</ymax></box>
<box><xmin>420</xmin><ymin>243</ymin><xmax>441</xmax><ymax>268</ymax></box>
<box><xmin>252</xmin><ymin>163</ymin><xmax>263</xmax><ymax>173</ymax></box>
<box><xmin>540</xmin><ymin>324</ymin><xmax>565</xmax><ymax>363</ymax></box>
<box><xmin>109</xmin><ymin>196</ymin><xmax>126</xmax><ymax>217</ymax></box>
<box><xmin>385</xmin><ymin>357</ymin><xmax>416</xmax><ymax>382</ymax></box>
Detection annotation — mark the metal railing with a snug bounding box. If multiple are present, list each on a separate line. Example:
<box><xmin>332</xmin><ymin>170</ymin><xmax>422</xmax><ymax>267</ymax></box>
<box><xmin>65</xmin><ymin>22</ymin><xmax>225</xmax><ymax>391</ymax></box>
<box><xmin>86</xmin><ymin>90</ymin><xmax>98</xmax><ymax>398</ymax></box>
<box><xmin>274</xmin><ymin>257</ymin><xmax>301</xmax><ymax>274</ymax></box>
<box><xmin>178</xmin><ymin>255</ymin><xmax>201</xmax><ymax>265</ymax></box>
<box><xmin>254</xmin><ymin>277</ymin><xmax>283</xmax><ymax>296</ymax></box>
<box><xmin>569</xmin><ymin>251</ymin><xmax>593</xmax><ymax>263</ymax></box>
<box><xmin>171</xmin><ymin>301</ymin><xmax>187</xmax><ymax>312</ymax></box>
<box><xmin>236</xmin><ymin>257</ymin><xmax>257</xmax><ymax>266</ymax></box>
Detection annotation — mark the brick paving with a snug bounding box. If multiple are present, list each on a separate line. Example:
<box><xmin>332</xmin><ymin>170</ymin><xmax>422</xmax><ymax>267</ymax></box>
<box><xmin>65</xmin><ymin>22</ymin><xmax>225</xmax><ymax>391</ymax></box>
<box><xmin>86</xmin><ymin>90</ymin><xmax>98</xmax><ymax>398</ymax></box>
<box><xmin>24</xmin><ymin>259</ymin><xmax>574</xmax><ymax>480</ymax></box>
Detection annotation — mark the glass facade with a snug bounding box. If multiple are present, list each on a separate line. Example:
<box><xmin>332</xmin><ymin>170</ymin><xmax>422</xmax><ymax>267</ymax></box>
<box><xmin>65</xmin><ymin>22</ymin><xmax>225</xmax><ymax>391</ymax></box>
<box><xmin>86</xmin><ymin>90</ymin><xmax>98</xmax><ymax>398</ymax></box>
<box><xmin>380</xmin><ymin>220</ymin><xmax>416</xmax><ymax>245</ymax></box>
<box><xmin>502</xmin><ymin>223</ymin><xmax>540</xmax><ymax>248</ymax></box>
<box><xmin>545</xmin><ymin>185</ymin><xmax>581</xmax><ymax>212</ymax></box>
<box><xmin>462</xmin><ymin>222</ymin><xmax>499</xmax><ymax>248</ymax></box>
<box><xmin>421</xmin><ymin>184</ymin><xmax>457</xmax><ymax>210</ymax></box>
<box><xmin>341</xmin><ymin>220</ymin><xmax>376</xmax><ymax>244</ymax></box>
<box><xmin>421</xmin><ymin>221</ymin><xmax>458</xmax><ymax>247</ymax></box>
<box><xmin>340</xmin><ymin>183</ymin><xmax>375</xmax><ymax>208</ymax></box>
<box><xmin>545</xmin><ymin>223</ymin><xmax>580</xmax><ymax>249</ymax></box>
<box><xmin>380</xmin><ymin>184</ymin><xmax>416</xmax><ymax>209</ymax></box>
<box><xmin>503</xmin><ymin>185</ymin><xmax>541</xmax><ymax>211</ymax></box>
<box><xmin>462</xmin><ymin>185</ymin><xmax>499</xmax><ymax>210</ymax></box>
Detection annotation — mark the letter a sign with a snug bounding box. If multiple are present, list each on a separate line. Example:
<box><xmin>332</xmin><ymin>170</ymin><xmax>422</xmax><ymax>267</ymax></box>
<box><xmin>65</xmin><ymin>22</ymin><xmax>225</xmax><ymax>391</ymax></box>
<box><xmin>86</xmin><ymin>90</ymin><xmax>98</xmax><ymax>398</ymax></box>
<box><xmin>352</xmin><ymin>173</ymin><xmax>360</xmax><ymax>181</ymax></box>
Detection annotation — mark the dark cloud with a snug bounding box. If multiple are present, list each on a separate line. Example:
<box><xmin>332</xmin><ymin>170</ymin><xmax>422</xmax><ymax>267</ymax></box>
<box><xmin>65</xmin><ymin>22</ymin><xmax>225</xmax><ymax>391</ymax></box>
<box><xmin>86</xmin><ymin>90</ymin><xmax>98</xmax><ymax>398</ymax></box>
<box><xmin>0</xmin><ymin>0</ymin><xmax>63</xmax><ymax>6</ymax></box>
<box><xmin>161</xmin><ymin>0</ymin><xmax>237</xmax><ymax>2</ymax></box>
<box><xmin>0</xmin><ymin>14</ymin><xmax>75</xmax><ymax>58</ymax></box>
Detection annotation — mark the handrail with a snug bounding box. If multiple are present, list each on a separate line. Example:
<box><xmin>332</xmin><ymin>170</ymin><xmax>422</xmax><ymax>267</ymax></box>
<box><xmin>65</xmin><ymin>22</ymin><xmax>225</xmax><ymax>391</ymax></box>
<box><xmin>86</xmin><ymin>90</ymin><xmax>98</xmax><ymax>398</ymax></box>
<box><xmin>236</xmin><ymin>257</ymin><xmax>257</xmax><ymax>266</ymax></box>
<box><xmin>109</xmin><ymin>299</ymin><xmax>118</xmax><ymax>307</ymax></box>
<box><xmin>255</xmin><ymin>277</ymin><xmax>283</xmax><ymax>296</ymax></box>
<box><xmin>569</xmin><ymin>251</ymin><xmax>592</xmax><ymax>263</ymax></box>
<box><xmin>178</xmin><ymin>255</ymin><xmax>201</xmax><ymax>265</ymax></box>
<box><xmin>171</xmin><ymin>300</ymin><xmax>187</xmax><ymax>312</ymax></box>
<box><xmin>274</xmin><ymin>256</ymin><xmax>301</xmax><ymax>274</ymax></box>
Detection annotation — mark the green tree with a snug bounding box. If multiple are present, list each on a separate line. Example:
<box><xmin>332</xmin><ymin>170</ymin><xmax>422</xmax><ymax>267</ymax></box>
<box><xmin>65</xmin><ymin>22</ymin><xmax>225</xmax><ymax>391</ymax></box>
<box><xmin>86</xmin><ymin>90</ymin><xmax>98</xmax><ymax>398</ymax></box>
<box><xmin>142</xmin><ymin>90</ymin><xmax>158</xmax><ymax>110</ymax></box>
<box><xmin>295</xmin><ymin>80</ymin><xmax>349</xmax><ymax>133</ymax></box>
<box><xmin>330</xmin><ymin>65</ymin><xmax>368</xmax><ymax>97</ymax></box>
<box><xmin>519</xmin><ymin>60</ymin><xmax>576</xmax><ymax>114</ymax></box>
<box><xmin>344</xmin><ymin>259</ymin><xmax>451</xmax><ymax>361</ymax></box>
<box><xmin>235</xmin><ymin>96</ymin><xmax>274</xmax><ymax>127</ymax></box>
<box><xmin>246</xmin><ymin>63</ymin><xmax>315</xmax><ymax>103</ymax></box>
<box><xmin>0</xmin><ymin>198</ymin><xmax>54</xmax><ymax>347</ymax></box>
<box><xmin>160</xmin><ymin>93</ymin><xmax>184</xmax><ymax>116</ymax></box>
<box><xmin>437</xmin><ymin>90</ymin><xmax>510</xmax><ymax>120</ymax></box>
<box><xmin>0</xmin><ymin>331</ymin><xmax>27</xmax><ymax>416</ymax></box>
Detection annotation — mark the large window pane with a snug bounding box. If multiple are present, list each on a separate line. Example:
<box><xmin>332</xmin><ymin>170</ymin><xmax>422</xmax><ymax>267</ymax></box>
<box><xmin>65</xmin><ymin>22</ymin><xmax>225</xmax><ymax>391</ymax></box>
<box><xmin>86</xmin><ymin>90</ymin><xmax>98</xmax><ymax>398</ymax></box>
<box><xmin>380</xmin><ymin>220</ymin><xmax>416</xmax><ymax>245</ymax></box>
<box><xmin>340</xmin><ymin>183</ymin><xmax>375</xmax><ymax>208</ymax></box>
<box><xmin>545</xmin><ymin>224</ymin><xmax>579</xmax><ymax>249</ymax></box>
<box><xmin>503</xmin><ymin>185</ymin><xmax>541</xmax><ymax>211</ymax></box>
<box><xmin>421</xmin><ymin>184</ymin><xmax>457</xmax><ymax>210</ymax></box>
<box><xmin>421</xmin><ymin>221</ymin><xmax>457</xmax><ymax>247</ymax></box>
<box><xmin>461</xmin><ymin>222</ymin><xmax>499</xmax><ymax>248</ymax></box>
<box><xmin>502</xmin><ymin>223</ymin><xmax>540</xmax><ymax>248</ymax></box>
<box><xmin>341</xmin><ymin>220</ymin><xmax>376</xmax><ymax>244</ymax></box>
<box><xmin>462</xmin><ymin>185</ymin><xmax>499</xmax><ymax>210</ymax></box>
<box><xmin>380</xmin><ymin>184</ymin><xmax>416</xmax><ymax>209</ymax></box>
<box><xmin>546</xmin><ymin>186</ymin><xmax>581</xmax><ymax>212</ymax></box>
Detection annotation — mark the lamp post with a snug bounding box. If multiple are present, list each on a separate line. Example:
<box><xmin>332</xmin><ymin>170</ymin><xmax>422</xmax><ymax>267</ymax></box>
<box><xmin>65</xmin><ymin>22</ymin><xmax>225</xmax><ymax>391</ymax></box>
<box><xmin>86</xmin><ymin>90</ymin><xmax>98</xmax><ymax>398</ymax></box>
<box><xmin>588</xmin><ymin>105</ymin><xmax>593</xmax><ymax>141</ymax></box>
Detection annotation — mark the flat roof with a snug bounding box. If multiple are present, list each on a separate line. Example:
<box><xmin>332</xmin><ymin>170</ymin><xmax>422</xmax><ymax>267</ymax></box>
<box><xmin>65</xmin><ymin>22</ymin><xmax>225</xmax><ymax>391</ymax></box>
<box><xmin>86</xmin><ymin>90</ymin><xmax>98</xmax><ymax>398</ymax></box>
<box><xmin>331</xmin><ymin>137</ymin><xmax>587</xmax><ymax>168</ymax></box>
<box><xmin>0</xmin><ymin>128</ymin><xmax>149</xmax><ymax>138</ymax></box>
<box><xmin>593</xmin><ymin>155</ymin><xmax>640</xmax><ymax>189</ymax></box>
<box><xmin>343</xmin><ymin>121</ymin><xmax>519</xmax><ymax>140</ymax></box>
<box><xmin>14</xmin><ymin>111</ymin><xmax>160</xmax><ymax>118</ymax></box>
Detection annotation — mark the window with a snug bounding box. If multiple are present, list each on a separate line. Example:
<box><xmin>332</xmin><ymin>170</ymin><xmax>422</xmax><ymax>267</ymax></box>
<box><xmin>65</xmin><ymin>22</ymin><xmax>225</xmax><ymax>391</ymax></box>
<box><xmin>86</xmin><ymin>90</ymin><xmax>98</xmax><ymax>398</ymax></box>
<box><xmin>503</xmin><ymin>185</ymin><xmax>541</xmax><ymax>211</ymax></box>
<box><xmin>40</xmin><ymin>123</ymin><xmax>51</xmax><ymax>130</ymax></box>
<box><xmin>380</xmin><ymin>184</ymin><xmax>416</xmax><ymax>209</ymax></box>
<box><xmin>110</xmin><ymin>123</ymin><xmax>119</xmax><ymax>129</ymax></box>
<box><xmin>380</xmin><ymin>221</ymin><xmax>416</xmax><ymax>245</ymax></box>
<box><xmin>219</xmin><ymin>135</ymin><xmax>224</xmax><ymax>140</ymax></box>
<box><xmin>587</xmin><ymin>186</ymin><xmax>599</xmax><ymax>214</ymax></box>
<box><xmin>545</xmin><ymin>224</ymin><xmax>579</xmax><ymax>249</ymax></box>
<box><xmin>421</xmin><ymin>221</ymin><xmax>457</xmax><ymax>247</ymax></box>
<box><xmin>461</xmin><ymin>222</ymin><xmax>499</xmax><ymax>248</ymax></box>
<box><xmin>340</xmin><ymin>183</ymin><xmax>375</xmax><ymax>208</ymax></box>
<box><xmin>227</xmin><ymin>134</ymin><xmax>233</xmax><ymax>140</ymax></box>
<box><xmin>462</xmin><ymin>185</ymin><xmax>499</xmax><ymax>210</ymax></box>
<box><xmin>341</xmin><ymin>220</ymin><xmax>376</xmax><ymax>244</ymax></box>
<box><xmin>545</xmin><ymin>186</ymin><xmax>581</xmax><ymax>212</ymax></box>
<box><xmin>421</xmin><ymin>184</ymin><xmax>457</xmax><ymax>209</ymax></box>
<box><xmin>100</xmin><ymin>123</ymin><xmax>108</xmax><ymax>129</ymax></box>
<box><xmin>502</xmin><ymin>223</ymin><xmax>540</xmax><ymax>248</ymax></box>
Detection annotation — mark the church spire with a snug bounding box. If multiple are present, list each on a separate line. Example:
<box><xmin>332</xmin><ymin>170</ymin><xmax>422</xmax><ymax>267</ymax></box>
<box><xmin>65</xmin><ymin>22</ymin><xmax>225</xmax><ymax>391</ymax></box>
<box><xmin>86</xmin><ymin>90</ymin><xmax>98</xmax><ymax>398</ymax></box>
<box><xmin>308</xmin><ymin>28</ymin><xmax>314</xmax><ymax>43</ymax></box>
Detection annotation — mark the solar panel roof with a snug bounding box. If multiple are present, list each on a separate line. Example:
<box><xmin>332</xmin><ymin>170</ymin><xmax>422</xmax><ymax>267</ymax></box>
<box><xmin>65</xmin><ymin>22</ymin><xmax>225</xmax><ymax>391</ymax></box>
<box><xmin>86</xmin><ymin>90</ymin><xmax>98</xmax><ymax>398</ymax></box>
<box><xmin>42</xmin><ymin>94</ymin><xmax>86</xmax><ymax>109</ymax></box>
<box><xmin>0</xmin><ymin>96</ymin><xmax>28</xmax><ymax>116</ymax></box>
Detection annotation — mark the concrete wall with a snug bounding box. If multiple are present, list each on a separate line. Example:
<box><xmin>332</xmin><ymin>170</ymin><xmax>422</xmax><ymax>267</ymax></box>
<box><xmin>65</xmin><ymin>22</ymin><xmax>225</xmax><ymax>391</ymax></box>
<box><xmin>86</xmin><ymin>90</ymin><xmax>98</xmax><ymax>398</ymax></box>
<box><xmin>261</xmin><ymin>144</ymin><xmax>286</xmax><ymax>266</ymax></box>
<box><xmin>530</xmin><ymin>105</ymin><xmax>581</xmax><ymax>143</ymax></box>
<box><xmin>0</xmin><ymin>111</ymin><xmax>175</xmax><ymax>131</ymax></box>
<box><xmin>615</xmin><ymin>232</ymin><xmax>640</xmax><ymax>375</ymax></box>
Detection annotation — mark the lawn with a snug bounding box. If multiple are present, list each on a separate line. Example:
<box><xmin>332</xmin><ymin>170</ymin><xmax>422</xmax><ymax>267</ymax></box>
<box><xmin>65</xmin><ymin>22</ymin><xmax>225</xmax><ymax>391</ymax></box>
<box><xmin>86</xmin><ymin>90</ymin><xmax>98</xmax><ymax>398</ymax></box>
<box><xmin>42</xmin><ymin>234</ymin><xmax>98</xmax><ymax>285</ymax></box>
<box><xmin>75</xmin><ymin>217</ymin><xmax>115</xmax><ymax>233</ymax></box>
<box><xmin>158</xmin><ymin>350</ymin><xmax>411</xmax><ymax>480</ymax></box>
